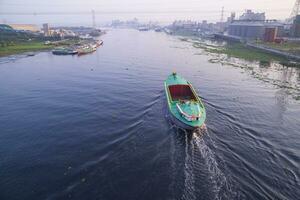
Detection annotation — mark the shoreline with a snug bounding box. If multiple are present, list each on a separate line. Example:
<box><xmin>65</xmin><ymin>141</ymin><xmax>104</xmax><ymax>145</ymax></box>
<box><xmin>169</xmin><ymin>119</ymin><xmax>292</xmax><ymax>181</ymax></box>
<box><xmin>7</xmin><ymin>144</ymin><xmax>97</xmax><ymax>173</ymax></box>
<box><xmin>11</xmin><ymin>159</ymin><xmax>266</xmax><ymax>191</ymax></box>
<box><xmin>0</xmin><ymin>41</ymin><xmax>54</xmax><ymax>57</ymax></box>
<box><xmin>170</xmin><ymin>32</ymin><xmax>300</xmax><ymax>68</ymax></box>
<box><xmin>0</xmin><ymin>38</ymin><xmax>96</xmax><ymax>57</ymax></box>
<box><xmin>213</xmin><ymin>34</ymin><xmax>300</xmax><ymax>66</ymax></box>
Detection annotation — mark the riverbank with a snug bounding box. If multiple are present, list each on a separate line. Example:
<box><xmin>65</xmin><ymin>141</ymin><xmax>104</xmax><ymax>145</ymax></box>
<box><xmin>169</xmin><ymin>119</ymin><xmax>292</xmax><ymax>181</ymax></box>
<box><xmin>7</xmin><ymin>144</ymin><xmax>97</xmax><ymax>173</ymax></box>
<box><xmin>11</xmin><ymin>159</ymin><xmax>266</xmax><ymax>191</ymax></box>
<box><xmin>0</xmin><ymin>41</ymin><xmax>54</xmax><ymax>57</ymax></box>
<box><xmin>256</xmin><ymin>41</ymin><xmax>300</xmax><ymax>55</ymax></box>
<box><xmin>173</xmin><ymin>32</ymin><xmax>289</xmax><ymax>64</ymax></box>
<box><xmin>212</xmin><ymin>34</ymin><xmax>300</xmax><ymax>66</ymax></box>
<box><xmin>0</xmin><ymin>38</ymin><xmax>101</xmax><ymax>57</ymax></box>
<box><xmin>191</xmin><ymin>40</ymin><xmax>287</xmax><ymax>63</ymax></box>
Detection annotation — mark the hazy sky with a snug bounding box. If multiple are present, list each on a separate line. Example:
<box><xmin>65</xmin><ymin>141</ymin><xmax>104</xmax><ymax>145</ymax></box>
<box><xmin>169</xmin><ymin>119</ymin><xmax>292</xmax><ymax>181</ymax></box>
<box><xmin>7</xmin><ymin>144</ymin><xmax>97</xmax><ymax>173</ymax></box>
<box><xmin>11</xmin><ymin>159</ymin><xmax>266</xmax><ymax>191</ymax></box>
<box><xmin>0</xmin><ymin>0</ymin><xmax>296</xmax><ymax>26</ymax></box>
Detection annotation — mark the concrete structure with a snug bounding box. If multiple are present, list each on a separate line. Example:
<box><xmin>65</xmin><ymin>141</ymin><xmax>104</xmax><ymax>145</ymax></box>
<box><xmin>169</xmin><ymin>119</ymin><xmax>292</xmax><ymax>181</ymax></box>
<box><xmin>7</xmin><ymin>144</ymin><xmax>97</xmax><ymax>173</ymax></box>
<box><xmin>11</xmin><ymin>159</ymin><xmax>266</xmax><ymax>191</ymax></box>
<box><xmin>228</xmin><ymin>21</ymin><xmax>265</xmax><ymax>39</ymax></box>
<box><xmin>172</xmin><ymin>20</ymin><xmax>199</xmax><ymax>32</ymax></box>
<box><xmin>291</xmin><ymin>15</ymin><xmax>300</xmax><ymax>37</ymax></box>
<box><xmin>228</xmin><ymin>20</ymin><xmax>284</xmax><ymax>40</ymax></box>
<box><xmin>227</xmin><ymin>9</ymin><xmax>268</xmax><ymax>39</ymax></box>
<box><xmin>170</xmin><ymin>20</ymin><xmax>220</xmax><ymax>34</ymax></box>
<box><xmin>264</xmin><ymin>27</ymin><xmax>277</xmax><ymax>42</ymax></box>
<box><xmin>111</xmin><ymin>18</ymin><xmax>139</xmax><ymax>28</ymax></box>
<box><xmin>42</xmin><ymin>23</ymin><xmax>50</xmax><ymax>36</ymax></box>
<box><xmin>239</xmin><ymin>10</ymin><xmax>266</xmax><ymax>21</ymax></box>
<box><xmin>227</xmin><ymin>12</ymin><xmax>236</xmax><ymax>23</ymax></box>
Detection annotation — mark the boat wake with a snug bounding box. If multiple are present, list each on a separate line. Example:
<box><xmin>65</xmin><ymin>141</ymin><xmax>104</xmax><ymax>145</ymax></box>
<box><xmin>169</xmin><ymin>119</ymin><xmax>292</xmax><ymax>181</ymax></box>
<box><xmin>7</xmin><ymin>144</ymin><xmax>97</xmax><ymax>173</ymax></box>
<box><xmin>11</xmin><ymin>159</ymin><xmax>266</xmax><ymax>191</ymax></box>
<box><xmin>181</xmin><ymin>132</ymin><xmax>196</xmax><ymax>200</ymax></box>
<box><xmin>179</xmin><ymin>127</ymin><xmax>238</xmax><ymax>200</ymax></box>
<box><xmin>194</xmin><ymin>132</ymin><xmax>230</xmax><ymax>200</ymax></box>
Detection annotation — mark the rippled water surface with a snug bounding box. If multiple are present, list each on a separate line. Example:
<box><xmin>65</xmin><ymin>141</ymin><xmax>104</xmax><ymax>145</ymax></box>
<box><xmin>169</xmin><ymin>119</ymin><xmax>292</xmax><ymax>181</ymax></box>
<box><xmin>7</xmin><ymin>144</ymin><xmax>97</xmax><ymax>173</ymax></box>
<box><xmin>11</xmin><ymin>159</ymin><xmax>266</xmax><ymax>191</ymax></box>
<box><xmin>0</xmin><ymin>29</ymin><xmax>299</xmax><ymax>200</ymax></box>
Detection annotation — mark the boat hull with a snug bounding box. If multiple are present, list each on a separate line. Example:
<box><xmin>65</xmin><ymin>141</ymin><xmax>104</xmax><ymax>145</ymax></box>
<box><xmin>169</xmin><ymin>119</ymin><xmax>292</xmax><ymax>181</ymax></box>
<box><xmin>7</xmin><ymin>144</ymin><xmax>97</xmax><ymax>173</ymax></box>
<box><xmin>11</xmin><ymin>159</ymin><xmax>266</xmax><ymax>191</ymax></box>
<box><xmin>164</xmin><ymin>73</ymin><xmax>206</xmax><ymax>131</ymax></box>
<box><xmin>77</xmin><ymin>49</ymin><xmax>96</xmax><ymax>56</ymax></box>
<box><xmin>167</xmin><ymin>106</ymin><xmax>201</xmax><ymax>130</ymax></box>
<box><xmin>52</xmin><ymin>50</ymin><xmax>77</xmax><ymax>55</ymax></box>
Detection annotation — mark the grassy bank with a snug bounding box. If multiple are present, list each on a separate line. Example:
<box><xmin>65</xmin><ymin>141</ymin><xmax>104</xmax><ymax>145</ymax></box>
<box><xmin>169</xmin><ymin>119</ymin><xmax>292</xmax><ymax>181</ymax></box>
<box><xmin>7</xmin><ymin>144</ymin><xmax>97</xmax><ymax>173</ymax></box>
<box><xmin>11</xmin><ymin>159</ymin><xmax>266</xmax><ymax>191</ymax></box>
<box><xmin>256</xmin><ymin>41</ymin><xmax>300</xmax><ymax>55</ymax></box>
<box><xmin>204</xmin><ymin>43</ymin><xmax>286</xmax><ymax>62</ymax></box>
<box><xmin>0</xmin><ymin>41</ymin><xmax>54</xmax><ymax>57</ymax></box>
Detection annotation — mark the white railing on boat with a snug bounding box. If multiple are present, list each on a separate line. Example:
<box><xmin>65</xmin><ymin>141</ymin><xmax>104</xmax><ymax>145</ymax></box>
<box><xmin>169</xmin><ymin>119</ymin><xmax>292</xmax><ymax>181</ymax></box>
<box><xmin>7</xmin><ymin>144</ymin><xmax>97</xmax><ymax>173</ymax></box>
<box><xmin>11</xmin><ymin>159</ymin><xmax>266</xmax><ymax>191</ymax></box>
<box><xmin>176</xmin><ymin>102</ymin><xmax>202</xmax><ymax>122</ymax></box>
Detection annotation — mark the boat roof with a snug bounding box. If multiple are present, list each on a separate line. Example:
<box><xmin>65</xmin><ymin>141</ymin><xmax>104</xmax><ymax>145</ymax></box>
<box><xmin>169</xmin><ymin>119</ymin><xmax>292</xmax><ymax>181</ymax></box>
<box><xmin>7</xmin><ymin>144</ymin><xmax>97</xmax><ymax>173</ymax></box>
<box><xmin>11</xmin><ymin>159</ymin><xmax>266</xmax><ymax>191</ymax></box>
<box><xmin>165</xmin><ymin>73</ymin><xmax>189</xmax><ymax>86</ymax></box>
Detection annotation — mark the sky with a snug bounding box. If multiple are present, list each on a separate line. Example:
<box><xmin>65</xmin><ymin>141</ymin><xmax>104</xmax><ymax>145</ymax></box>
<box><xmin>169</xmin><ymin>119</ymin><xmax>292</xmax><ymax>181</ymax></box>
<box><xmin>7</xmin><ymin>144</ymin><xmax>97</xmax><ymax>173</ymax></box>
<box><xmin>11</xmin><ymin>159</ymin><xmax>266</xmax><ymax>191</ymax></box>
<box><xmin>0</xmin><ymin>0</ymin><xmax>296</xmax><ymax>26</ymax></box>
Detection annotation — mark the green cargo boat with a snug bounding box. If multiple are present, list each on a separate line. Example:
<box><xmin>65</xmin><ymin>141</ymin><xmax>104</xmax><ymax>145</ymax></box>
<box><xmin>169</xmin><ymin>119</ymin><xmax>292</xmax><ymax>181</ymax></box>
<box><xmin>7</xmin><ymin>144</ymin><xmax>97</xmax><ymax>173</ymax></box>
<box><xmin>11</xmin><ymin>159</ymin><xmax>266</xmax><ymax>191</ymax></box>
<box><xmin>164</xmin><ymin>73</ymin><xmax>206</xmax><ymax>130</ymax></box>
<box><xmin>52</xmin><ymin>47</ymin><xmax>77</xmax><ymax>55</ymax></box>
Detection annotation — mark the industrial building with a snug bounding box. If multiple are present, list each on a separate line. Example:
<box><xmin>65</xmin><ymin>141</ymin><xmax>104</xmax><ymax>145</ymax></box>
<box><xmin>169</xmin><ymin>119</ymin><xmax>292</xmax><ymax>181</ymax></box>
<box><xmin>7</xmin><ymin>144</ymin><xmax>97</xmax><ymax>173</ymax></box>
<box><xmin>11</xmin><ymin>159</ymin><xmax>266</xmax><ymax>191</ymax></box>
<box><xmin>226</xmin><ymin>9</ymin><xmax>286</xmax><ymax>41</ymax></box>
<box><xmin>264</xmin><ymin>27</ymin><xmax>278</xmax><ymax>42</ymax></box>
<box><xmin>228</xmin><ymin>21</ymin><xmax>265</xmax><ymax>39</ymax></box>
<box><xmin>43</xmin><ymin>23</ymin><xmax>50</xmax><ymax>36</ymax></box>
<box><xmin>290</xmin><ymin>15</ymin><xmax>300</xmax><ymax>37</ymax></box>
<box><xmin>239</xmin><ymin>10</ymin><xmax>266</xmax><ymax>21</ymax></box>
<box><xmin>228</xmin><ymin>20</ymin><xmax>284</xmax><ymax>41</ymax></box>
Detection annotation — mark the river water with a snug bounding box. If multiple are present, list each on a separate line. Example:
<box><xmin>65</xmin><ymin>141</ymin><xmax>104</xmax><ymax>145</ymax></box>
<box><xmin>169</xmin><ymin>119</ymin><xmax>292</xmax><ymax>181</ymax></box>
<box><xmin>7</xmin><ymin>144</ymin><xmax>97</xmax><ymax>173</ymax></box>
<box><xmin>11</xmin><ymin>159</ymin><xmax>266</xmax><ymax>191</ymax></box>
<box><xmin>0</xmin><ymin>29</ymin><xmax>299</xmax><ymax>200</ymax></box>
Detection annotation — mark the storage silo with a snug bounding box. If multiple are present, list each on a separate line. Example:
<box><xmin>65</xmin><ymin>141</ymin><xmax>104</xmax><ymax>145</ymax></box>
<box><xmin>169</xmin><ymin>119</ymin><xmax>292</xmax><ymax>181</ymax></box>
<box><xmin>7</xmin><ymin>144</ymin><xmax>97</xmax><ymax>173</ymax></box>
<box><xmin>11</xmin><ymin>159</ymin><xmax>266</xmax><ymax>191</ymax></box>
<box><xmin>293</xmin><ymin>15</ymin><xmax>300</xmax><ymax>37</ymax></box>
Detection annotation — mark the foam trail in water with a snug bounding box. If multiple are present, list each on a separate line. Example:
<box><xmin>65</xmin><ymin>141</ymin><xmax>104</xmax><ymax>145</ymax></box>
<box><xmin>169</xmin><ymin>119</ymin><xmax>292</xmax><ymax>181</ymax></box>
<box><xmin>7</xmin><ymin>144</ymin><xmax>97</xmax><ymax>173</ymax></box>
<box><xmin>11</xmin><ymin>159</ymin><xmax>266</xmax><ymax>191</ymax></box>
<box><xmin>168</xmin><ymin>126</ymin><xmax>177</xmax><ymax>200</ymax></box>
<box><xmin>181</xmin><ymin>133</ymin><xmax>196</xmax><ymax>200</ymax></box>
<box><xmin>192</xmin><ymin>130</ymin><xmax>232</xmax><ymax>200</ymax></box>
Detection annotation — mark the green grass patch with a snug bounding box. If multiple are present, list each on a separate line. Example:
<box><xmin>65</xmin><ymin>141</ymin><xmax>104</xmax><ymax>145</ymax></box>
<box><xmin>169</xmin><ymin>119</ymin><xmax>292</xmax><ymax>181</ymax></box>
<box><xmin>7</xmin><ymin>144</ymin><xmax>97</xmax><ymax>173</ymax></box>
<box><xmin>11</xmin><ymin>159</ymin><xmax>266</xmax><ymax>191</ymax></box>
<box><xmin>256</xmin><ymin>41</ymin><xmax>300</xmax><ymax>55</ymax></box>
<box><xmin>205</xmin><ymin>43</ymin><xmax>286</xmax><ymax>62</ymax></box>
<box><xmin>0</xmin><ymin>41</ymin><xmax>54</xmax><ymax>57</ymax></box>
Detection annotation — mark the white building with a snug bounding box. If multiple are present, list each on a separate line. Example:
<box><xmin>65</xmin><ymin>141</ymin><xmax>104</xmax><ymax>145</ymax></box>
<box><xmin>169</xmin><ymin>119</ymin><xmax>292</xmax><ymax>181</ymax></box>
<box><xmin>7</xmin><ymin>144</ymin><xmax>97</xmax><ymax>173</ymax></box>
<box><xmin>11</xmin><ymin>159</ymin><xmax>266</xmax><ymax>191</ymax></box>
<box><xmin>239</xmin><ymin>10</ymin><xmax>265</xmax><ymax>21</ymax></box>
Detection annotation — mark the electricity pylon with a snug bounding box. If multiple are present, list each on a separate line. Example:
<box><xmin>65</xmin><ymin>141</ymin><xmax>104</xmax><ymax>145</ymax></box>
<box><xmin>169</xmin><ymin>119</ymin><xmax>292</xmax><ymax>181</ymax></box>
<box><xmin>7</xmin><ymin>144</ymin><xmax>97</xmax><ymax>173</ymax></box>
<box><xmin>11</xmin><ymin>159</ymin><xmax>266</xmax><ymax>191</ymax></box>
<box><xmin>288</xmin><ymin>0</ymin><xmax>300</xmax><ymax>23</ymax></box>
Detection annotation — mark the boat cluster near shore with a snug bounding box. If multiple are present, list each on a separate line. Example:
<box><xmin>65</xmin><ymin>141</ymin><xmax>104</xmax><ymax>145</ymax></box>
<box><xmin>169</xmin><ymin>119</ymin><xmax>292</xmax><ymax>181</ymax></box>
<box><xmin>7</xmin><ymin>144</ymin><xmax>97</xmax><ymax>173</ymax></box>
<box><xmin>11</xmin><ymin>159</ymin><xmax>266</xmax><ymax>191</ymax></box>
<box><xmin>52</xmin><ymin>40</ymin><xmax>103</xmax><ymax>56</ymax></box>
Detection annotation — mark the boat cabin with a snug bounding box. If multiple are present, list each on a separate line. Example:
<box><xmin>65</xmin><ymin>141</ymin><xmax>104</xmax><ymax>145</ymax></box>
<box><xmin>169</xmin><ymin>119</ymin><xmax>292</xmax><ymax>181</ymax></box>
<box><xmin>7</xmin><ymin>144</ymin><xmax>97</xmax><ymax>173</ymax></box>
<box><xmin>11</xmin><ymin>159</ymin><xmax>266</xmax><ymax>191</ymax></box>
<box><xmin>168</xmin><ymin>84</ymin><xmax>197</xmax><ymax>101</ymax></box>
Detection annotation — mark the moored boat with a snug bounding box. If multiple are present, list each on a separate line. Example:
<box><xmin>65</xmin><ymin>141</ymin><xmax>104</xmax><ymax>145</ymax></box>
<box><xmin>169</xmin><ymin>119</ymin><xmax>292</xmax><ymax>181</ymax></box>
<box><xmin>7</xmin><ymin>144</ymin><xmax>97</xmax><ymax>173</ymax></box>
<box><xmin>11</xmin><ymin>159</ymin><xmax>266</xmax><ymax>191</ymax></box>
<box><xmin>52</xmin><ymin>47</ymin><xmax>77</xmax><ymax>55</ymax></box>
<box><xmin>77</xmin><ymin>45</ymin><xmax>96</xmax><ymax>55</ymax></box>
<box><xmin>90</xmin><ymin>40</ymin><xmax>103</xmax><ymax>49</ymax></box>
<box><xmin>95</xmin><ymin>40</ymin><xmax>103</xmax><ymax>47</ymax></box>
<box><xmin>155</xmin><ymin>28</ymin><xmax>162</xmax><ymax>32</ymax></box>
<box><xmin>164</xmin><ymin>73</ymin><xmax>206</xmax><ymax>130</ymax></box>
<box><xmin>138</xmin><ymin>27</ymin><xmax>149</xmax><ymax>31</ymax></box>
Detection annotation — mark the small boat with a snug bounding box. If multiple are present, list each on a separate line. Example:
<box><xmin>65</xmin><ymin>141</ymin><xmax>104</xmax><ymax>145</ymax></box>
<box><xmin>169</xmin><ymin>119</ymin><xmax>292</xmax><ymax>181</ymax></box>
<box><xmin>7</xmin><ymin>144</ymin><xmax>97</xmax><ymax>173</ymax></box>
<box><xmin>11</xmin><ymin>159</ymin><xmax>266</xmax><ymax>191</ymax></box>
<box><xmin>164</xmin><ymin>29</ymin><xmax>173</xmax><ymax>35</ymax></box>
<box><xmin>138</xmin><ymin>27</ymin><xmax>149</xmax><ymax>31</ymax></box>
<box><xmin>26</xmin><ymin>52</ymin><xmax>35</xmax><ymax>56</ymax></box>
<box><xmin>91</xmin><ymin>43</ymin><xmax>98</xmax><ymax>49</ymax></box>
<box><xmin>52</xmin><ymin>48</ymin><xmax>77</xmax><ymax>55</ymax></box>
<box><xmin>96</xmin><ymin>40</ymin><xmax>103</xmax><ymax>47</ymax></box>
<box><xmin>91</xmin><ymin>40</ymin><xmax>103</xmax><ymax>48</ymax></box>
<box><xmin>164</xmin><ymin>73</ymin><xmax>206</xmax><ymax>130</ymax></box>
<box><xmin>77</xmin><ymin>45</ymin><xmax>96</xmax><ymax>56</ymax></box>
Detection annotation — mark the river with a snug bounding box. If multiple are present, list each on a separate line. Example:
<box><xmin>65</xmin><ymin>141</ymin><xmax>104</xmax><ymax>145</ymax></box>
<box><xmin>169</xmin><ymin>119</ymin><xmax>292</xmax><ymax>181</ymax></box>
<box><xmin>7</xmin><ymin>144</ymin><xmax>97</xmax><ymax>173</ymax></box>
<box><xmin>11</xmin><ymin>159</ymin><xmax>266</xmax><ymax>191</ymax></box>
<box><xmin>0</xmin><ymin>29</ymin><xmax>299</xmax><ymax>200</ymax></box>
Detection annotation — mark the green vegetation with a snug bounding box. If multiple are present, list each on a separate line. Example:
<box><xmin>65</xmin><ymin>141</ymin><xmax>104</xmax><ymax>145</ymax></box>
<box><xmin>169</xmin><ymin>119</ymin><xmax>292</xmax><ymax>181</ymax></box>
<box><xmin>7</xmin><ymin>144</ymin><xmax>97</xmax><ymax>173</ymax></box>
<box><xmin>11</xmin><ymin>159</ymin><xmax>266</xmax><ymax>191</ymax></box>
<box><xmin>194</xmin><ymin>42</ymin><xmax>286</xmax><ymax>62</ymax></box>
<box><xmin>280</xmin><ymin>61</ymin><xmax>300</xmax><ymax>68</ymax></box>
<box><xmin>0</xmin><ymin>24</ymin><xmax>83</xmax><ymax>57</ymax></box>
<box><xmin>0</xmin><ymin>41</ymin><xmax>54</xmax><ymax>57</ymax></box>
<box><xmin>256</xmin><ymin>41</ymin><xmax>300</xmax><ymax>55</ymax></box>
